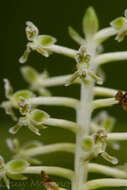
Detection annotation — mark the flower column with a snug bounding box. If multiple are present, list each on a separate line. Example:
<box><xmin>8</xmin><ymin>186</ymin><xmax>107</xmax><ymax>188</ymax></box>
<box><xmin>72</xmin><ymin>7</ymin><xmax>99</xmax><ymax>190</ymax></box>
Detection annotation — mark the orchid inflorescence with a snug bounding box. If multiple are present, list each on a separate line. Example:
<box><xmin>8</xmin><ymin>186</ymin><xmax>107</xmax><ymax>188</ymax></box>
<box><xmin>1</xmin><ymin>6</ymin><xmax>127</xmax><ymax>190</ymax></box>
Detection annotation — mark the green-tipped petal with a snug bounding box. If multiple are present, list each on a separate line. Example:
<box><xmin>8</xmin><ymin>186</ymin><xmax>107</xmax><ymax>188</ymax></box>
<box><xmin>25</xmin><ymin>21</ymin><xmax>39</xmax><ymax>41</ymax></box>
<box><xmin>19</xmin><ymin>45</ymin><xmax>31</xmax><ymax>64</ymax></box>
<box><xmin>37</xmin><ymin>35</ymin><xmax>56</xmax><ymax>47</ymax></box>
<box><xmin>111</xmin><ymin>17</ymin><xmax>126</xmax><ymax>30</ymax></box>
<box><xmin>100</xmin><ymin>152</ymin><xmax>118</xmax><ymax>165</ymax></box>
<box><xmin>6</xmin><ymin>160</ymin><xmax>29</xmax><ymax>174</ymax></box>
<box><xmin>12</xmin><ymin>90</ymin><xmax>34</xmax><ymax>106</ymax></box>
<box><xmin>22</xmin><ymin>141</ymin><xmax>43</xmax><ymax>151</ymax></box>
<box><xmin>65</xmin><ymin>71</ymin><xmax>80</xmax><ymax>86</ymax></box>
<box><xmin>7</xmin><ymin>173</ymin><xmax>27</xmax><ymax>180</ymax></box>
<box><xmin>21</xmin><ymin>66</ymin><xmax>38</xmax><ymax>83</ymax></box>
<box><xmin>82</xmin><ymin>6</ymin><xmax>99</xmax><ymax>37</ymax></box>
<box><xmin>68</xmin><ymin>26</ymin><xmax>85</xmax><ymax>45</ymax></box>
<box><xmin>38</xmin><ymin>88</ymin><xmax>51</xmax><ymax>96</ymax></box>
<box><xmin>3</xmin><ymin>175</ymin><xmax>10</xmax><ymax>189</ymax></box>
<box><xmin>30</xmin><ymin>109</ymin><xmax>49</xmax><ymax>126</ymax></box>
<box><xmin>28</xmin><ymin>124</ymin><xmax>41</xmax><ymax>136</ymax></box>
<box><xmin>9</xmin><ymin>123</ymin><xmax>22</xmax><ymax>134</ymax></box>
<box><xmin>81</xmin><ymin>136</ymin><xmax>94</xmax><ymax>151</ymax></box>
<box><xmin>4</xmin><ymin>79</ymin><xmax>13</xmax><ymax>99</ymax></box>
<box><xmin>6</xmin><ymin>138</ymin><xmax>20</xmax><ymax>153</ymax></box>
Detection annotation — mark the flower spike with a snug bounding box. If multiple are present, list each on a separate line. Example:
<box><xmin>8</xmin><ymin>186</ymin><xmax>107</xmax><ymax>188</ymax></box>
<box><xmin>19</xmin><ymin>21</ymin><xmax>57</xmax><ymax>63</ymax></box>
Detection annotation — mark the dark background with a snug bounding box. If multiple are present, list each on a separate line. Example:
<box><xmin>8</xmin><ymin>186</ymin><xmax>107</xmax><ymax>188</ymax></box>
<box><xmin>0</xmin><ymin>0</ymin><xmax>127</xmax><ymax>189</ymax></box>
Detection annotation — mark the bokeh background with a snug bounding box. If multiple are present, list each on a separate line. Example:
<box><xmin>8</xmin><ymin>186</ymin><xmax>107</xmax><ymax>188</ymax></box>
<box><xmin>1</xmin><ymin>0</ymin><xmax>127</xmax><ymax>189</ymax></box>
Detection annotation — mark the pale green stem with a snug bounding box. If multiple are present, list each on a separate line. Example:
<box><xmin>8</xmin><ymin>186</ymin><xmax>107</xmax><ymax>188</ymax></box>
<box><xmin>92</xmin><ymin>98</ymin><xmax>118</xmax><ymax>110</ymax></box>
<box><xmin>38</xmin><ymin>74</ymin><xmax>80</xmax><ymax>87</ymax></box>
<box><xmin>73</xmin><ymin>38</ymin><xmax>96</xmax><ymax>190</ymax></box>
<box><xmin>88</xmin><ymin>163</ymin><xmax>127</xmax><ymax>178</ymax></box>
<box><xmin>23</xmin><ymin>166</ymin><xmax>74</xmax><ymax>180</ymax></box>
<box><xmin>43</xmin><ymin>44</ymin><xmax>77</xmax><ymax>58</ymax></box>
<box><xmin>95</xmin><ymin>27</ymin><xmax>117</xmax><ymax>44</ymax></box>
<box><xmin>24</xmin><ymin>143</ymin><xmax>75</xmax><ymax>156</ymax></box>
<box><xmin>28</xmin><ymin>97</ymin><xmax>80</xmax><ymax>109</ymax></box>
<box><xmin>85</xmin><ymin>178</ymin><xmax>127</xmax><ymax>190</ymax></box>
<box><xmin>95</xmin><ymin>51</ymin><xmax>127</xmax><ymax>66</ymax></box>
<box><xmin>94</xmin><ymin>86</ymin><xmax>117</xmax><ymax>97</ymax></box>
<box><xmin>23</xmin><ymin>163</ymin><xmax>127</xmax><ymax>180</ymax></box>
<box><xmin>43</xmin><ymin>118</ymin><xmax>78</xmax><ymax>133</ymax></box>
<box><xmin>108</xmin><ymin>132</ymin><xmax>127</xmax><ymax>141</ymax></box>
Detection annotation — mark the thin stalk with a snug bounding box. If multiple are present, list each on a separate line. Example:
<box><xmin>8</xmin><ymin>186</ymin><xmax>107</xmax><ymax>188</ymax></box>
<box><xmin>95</xmin><ymin>27</ymin><xmax>117</xmax><ymax>44</ymax></box>
<box><xmin>28</xmin><ymin>97</ymin><xmax>80</xmax><ymax>109</ymax></box>
<box><xmin>88</xmin><ymin>163</ymin><xmax>127</xmax><ymax>178</ymax></box>
<box><xmin>73</xmin><ymin>38</ymin><xmax>96</xmax><ymax>190</ymax></box>
<box><xmin>43</xmin><ymin>118</ymin><xmax>78</xmax><ymax>133</ymax></box>
<box><xmin>95</xmin><ymin>51</ymin><xmax>127</xmax><ymax>66</ymax></box>
<box><xmin>38</xmin><ymin>74</ymin><xmax>80</xmax><ymax>87</ymax></box>
<box><xmin>23</xmin><ymin>166</ymin><xmax>74</xmax><ymax>180</ymax></box>
<box><xmin>107</xmin><ymin>132</ymin><xmax>127</xmax><ymax>141</ymax></box>
<box><xmin>94</xmin><ymin>86</ymin><xmax>117</xmax><ymax>97</ymax></box>
<box><xmin>85</xmin><ymin>178</ymin><xmax>127</xmax><ymax>190</ymax></box>
<box><xmin>92</xmin><ymin>98</ymin><xmax>118</xmax><ymax>110</ymax></box>
<box><xmin>24</xmin><ymin>143</ymin><xmax>75</xmax><ymax>156</ymax></box>
<box><xmin>43</xmin><ymin>44</ymin><xmax>77</xmax><ymax>58</ymax></box>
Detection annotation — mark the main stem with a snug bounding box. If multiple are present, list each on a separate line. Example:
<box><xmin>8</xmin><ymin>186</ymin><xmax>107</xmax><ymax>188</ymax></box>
<box><xmin>73</xmin><ymin>37</ymin><xmax>96</xmax><ymax>190</ymax></box>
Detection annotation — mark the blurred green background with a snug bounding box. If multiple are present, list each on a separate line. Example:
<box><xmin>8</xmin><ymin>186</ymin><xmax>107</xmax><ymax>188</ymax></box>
<box><xmin>1</xmin><ymin>0</ymin><xmax>127</xmax><ymax>189</ymax></box>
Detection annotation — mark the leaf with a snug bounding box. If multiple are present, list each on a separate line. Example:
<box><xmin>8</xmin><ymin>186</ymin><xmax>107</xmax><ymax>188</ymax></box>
<box><xmin>37</xmin><ymin>35</ymin><xmax>56</xmax><ymax>47</ymax></box>
<box><xmin>82</xmin><ymin>6</ymin><xmax>99</xmax><ymax>37</ymax></box>
<box><xmin>21</xmin><ymin>66</ymin><xmax>38</xmax><ymax>83</ymax></box>
<box><xmin>6</xmin><ymin>160</ymin><xmax>29</xmax><ymax>174</ymax></box>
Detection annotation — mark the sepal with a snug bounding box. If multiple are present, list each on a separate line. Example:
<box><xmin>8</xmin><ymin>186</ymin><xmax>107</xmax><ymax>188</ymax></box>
<box><xmin>82</xmin><ymin>6</ymin><xmax>99</xmax><ymax>37</ymax></box>
<box><xmin>6</xmin><ymin>160</ymin><xmax>29</xmax><ymax>174</ymax></box>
